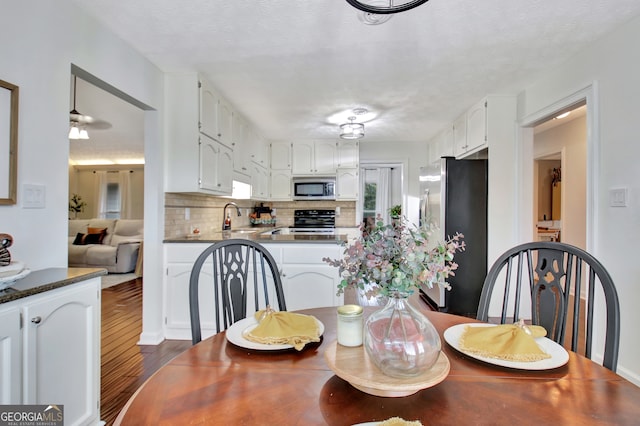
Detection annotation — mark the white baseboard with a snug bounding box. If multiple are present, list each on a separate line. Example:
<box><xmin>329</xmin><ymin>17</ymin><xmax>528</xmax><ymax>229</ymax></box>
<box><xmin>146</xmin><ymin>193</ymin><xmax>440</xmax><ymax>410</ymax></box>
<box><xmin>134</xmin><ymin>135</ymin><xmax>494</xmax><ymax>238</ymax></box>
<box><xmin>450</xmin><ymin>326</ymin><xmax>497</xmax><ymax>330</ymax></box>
<box><xmin>137</xmin><ymin>331</ymin><xmax>165</xmax><ymax>345</ymax></box>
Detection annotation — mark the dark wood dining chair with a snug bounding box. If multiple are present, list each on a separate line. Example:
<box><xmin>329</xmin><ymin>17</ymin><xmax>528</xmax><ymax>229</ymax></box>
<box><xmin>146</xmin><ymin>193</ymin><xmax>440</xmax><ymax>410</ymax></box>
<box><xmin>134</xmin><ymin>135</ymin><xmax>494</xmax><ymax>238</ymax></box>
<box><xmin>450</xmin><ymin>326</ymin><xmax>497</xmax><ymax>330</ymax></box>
<box><xmin>477</xmin><ymin>241</ymin><xmax>620</xmax><ymax>371</ymax></box>
<box><xmin>189</xmin><ymin>239</ymin><xmax>286</xmax><ymax>344</ymax></box>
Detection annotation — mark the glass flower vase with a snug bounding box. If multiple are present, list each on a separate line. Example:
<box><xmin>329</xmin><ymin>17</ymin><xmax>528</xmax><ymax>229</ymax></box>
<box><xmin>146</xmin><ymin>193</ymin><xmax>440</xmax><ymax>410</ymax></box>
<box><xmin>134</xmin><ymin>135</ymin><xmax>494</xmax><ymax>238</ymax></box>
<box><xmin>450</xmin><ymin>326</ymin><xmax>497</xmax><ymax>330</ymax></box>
<box><xmin>363</xmin><ymin>292</ymin><xmax>441</xmax><ymax>378</ymax></box>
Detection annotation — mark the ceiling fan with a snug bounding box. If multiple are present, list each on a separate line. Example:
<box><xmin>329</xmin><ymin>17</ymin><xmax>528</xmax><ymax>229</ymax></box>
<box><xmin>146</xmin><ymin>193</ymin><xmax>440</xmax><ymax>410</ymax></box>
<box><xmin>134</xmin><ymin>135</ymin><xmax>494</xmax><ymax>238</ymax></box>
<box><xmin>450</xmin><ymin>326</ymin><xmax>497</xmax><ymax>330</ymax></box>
<box><xmin>69</xmin><ymin>75</ymin><xmax>111</xmax><ymax>139</ymax></box>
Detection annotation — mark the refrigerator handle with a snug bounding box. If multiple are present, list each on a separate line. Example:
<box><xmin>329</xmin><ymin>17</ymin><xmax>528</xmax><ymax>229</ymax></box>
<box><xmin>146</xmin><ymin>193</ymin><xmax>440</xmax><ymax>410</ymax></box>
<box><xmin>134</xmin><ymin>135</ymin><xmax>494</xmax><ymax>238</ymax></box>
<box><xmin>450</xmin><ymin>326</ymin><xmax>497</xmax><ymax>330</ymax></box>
<box><xmin>422</xmin><ymin>188</ymin><xmax>429</xmax><ymax>225</ymax></box>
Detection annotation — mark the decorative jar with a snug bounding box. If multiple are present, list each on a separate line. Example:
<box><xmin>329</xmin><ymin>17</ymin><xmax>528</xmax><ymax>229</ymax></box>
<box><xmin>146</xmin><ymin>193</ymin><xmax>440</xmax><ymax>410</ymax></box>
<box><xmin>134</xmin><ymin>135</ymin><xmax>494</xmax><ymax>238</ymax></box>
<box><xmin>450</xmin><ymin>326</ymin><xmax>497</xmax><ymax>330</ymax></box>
<box><xmin>337</xmin><ymin>304</ymin><xmax>364</xmax><ymax>347</ymax></box>
<box><xmin>364</xmin><ymin>292</ymin><xmax>441</xmax><ymax>378</ymax></box>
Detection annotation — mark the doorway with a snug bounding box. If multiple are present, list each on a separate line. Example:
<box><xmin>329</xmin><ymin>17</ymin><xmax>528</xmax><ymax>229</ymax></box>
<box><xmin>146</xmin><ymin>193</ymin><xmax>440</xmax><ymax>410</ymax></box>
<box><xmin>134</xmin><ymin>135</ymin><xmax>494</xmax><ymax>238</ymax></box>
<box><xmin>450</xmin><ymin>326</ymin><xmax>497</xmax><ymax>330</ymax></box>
<box><xmin>519</xmin><ymin>85</ymin><xmax>595</xmax><ymax>253</ymax></box>
<box><xmin>531</xmin><ymin>104</ymin><xmax>587</xmax><ymax>248</ymax></box>
<box><xmin>359</xmin><ymin>163</ymin><xmax>403</xmax><ymax>227</ymax></box>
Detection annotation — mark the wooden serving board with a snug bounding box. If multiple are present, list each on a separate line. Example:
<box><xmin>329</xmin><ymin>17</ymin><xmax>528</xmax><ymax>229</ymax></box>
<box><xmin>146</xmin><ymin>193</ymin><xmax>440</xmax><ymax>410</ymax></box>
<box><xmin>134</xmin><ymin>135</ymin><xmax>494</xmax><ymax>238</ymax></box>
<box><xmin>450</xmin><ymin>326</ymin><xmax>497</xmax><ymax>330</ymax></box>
<box><xmin>323</xmin><ymin>340</ymin><xmax>450</xmax><ymax>397</ymax></box>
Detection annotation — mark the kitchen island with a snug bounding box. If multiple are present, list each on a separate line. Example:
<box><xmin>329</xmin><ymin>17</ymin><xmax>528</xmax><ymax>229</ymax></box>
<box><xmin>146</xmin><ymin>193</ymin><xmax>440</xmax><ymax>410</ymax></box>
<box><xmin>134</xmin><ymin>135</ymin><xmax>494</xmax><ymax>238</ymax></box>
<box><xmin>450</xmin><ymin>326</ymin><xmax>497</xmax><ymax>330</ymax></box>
<box><xmin>163</xmin><ymin>227</ymin><xmax>358</xmax><ymax>340</ymax></box>
<box><xmin>0</xmin><ymin>267</ymin><xmax>105</xmax><ymax>425</ymax></box>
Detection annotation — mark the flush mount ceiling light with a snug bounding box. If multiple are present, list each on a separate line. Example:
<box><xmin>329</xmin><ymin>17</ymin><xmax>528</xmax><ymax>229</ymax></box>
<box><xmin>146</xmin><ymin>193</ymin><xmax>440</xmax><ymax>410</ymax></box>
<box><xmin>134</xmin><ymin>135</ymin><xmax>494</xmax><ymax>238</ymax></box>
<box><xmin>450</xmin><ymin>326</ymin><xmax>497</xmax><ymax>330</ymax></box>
<box><xmin>340</xmin><ymin>116</ymin><xmax>365</xmax><ymax>140</ymax></box>
<box><xmin>345</xmin><ymin>0</ymin><xmax>431</xmax><ymax>14</ymax></box>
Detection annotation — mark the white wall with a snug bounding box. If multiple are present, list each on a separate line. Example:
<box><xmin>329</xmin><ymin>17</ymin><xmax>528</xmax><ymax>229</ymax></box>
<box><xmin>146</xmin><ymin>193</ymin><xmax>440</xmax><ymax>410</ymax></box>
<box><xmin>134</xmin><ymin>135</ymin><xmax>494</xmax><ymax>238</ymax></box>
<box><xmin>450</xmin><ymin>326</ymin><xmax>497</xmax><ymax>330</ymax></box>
<box><xmin>0</xmin><ymin>1</ymin><xmax>165</xmax><ymax>340</ymax></box>
<box><xmin>359</xmin><ymin>141</ymin><xmax>428</xmax><ymax>225</ymax></box>
<box><xmin>516</xmin><ymin>15</ymin><xmax>640</xmax><ymax>385</ymax></box>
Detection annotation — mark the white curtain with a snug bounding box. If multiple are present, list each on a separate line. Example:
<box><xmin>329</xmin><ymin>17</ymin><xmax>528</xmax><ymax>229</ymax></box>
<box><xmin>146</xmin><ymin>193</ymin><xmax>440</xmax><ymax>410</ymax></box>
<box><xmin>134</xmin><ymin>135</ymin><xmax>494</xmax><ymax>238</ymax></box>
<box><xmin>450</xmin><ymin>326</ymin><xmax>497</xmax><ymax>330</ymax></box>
<box><xmin>376</xmin><ymin>167</ymin><xmax>391</xmax><ymax>225</ymax></box>
<box><xmin>118</xmin><ymin>170</ymin><xmax>132</xmax><ymax>219</ymax></box>
<box><xmin>94</xmin><ymin>171</ymin><xmax>108</xmax><ymax>218</ymax></box>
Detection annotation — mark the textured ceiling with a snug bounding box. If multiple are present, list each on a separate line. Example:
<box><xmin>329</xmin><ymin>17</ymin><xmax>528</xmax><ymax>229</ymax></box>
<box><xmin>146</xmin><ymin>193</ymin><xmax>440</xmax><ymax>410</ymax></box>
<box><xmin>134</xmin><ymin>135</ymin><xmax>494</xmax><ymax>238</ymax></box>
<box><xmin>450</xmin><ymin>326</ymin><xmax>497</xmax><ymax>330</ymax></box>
<box><xmin>68</xmin><ymin>0</ymin><xmax>640</xmax><ymax>163</ymax></box>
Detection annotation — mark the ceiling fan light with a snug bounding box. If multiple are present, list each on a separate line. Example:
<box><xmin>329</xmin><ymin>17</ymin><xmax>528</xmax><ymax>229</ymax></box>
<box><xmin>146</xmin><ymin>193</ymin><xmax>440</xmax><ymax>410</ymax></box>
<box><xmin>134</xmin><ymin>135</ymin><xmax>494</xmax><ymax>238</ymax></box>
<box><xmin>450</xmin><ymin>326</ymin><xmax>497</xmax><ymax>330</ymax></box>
<box><xmin>69</xmin><ymin>125</ymin><xmax>81</xmax><ymax>139</ymax></box>
<box><xmin>79</xmin><ymin>128</ymin><xmax>90</xmax><ymax>139</ymax></box>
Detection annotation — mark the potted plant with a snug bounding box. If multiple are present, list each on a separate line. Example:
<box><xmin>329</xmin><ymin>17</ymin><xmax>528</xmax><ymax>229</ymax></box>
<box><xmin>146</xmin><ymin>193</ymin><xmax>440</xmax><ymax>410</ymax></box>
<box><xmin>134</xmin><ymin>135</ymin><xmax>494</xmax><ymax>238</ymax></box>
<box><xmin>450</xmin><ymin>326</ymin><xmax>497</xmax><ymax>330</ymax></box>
<box><xmin>69</xmin><ymin>193</ymin><xmax>87</xmax><ymax>219</ymax></box>
<box><xmin>389</xmin><ymin>204</ymin><xmax>402</xmax><ymax>218</ymax></box>
<box><xmin>324</xmin><ymin>216</ymin><xmax>464</xmax><ymax>377</ymax></box>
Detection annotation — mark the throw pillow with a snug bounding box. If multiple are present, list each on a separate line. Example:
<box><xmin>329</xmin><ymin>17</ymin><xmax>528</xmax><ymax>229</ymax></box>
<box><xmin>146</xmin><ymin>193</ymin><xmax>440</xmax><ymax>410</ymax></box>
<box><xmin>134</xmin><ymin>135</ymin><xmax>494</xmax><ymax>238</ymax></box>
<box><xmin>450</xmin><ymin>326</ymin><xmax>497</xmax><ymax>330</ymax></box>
<box><xmin>88</xmin><ymin>227</ymin><xmax>107</xmax><ymax>235</ymax></box>
<box><xmin>73</xmin><ymin>232</ymin><xmax>106</xmax><ymax>245</ymax></box>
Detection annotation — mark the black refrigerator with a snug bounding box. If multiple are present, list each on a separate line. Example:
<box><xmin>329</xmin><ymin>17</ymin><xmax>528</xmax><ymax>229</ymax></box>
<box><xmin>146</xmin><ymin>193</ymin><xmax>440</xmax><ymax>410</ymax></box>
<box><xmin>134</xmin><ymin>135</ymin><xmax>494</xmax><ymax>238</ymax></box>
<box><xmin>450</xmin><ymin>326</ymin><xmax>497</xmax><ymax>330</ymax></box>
<box><xmin>418</xmin><ymin>157</ymin><xmax>488</xmax><ymax>317</ymax></box>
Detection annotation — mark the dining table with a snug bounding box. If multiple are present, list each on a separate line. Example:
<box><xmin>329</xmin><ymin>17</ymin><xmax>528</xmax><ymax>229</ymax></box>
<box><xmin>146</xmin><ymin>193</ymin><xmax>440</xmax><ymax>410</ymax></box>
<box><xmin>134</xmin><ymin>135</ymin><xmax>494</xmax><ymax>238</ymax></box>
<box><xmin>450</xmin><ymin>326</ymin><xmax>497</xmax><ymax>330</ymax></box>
<box><xmin>115</xmin><ymin>299</ymin><xmax>640</xmax><ymax>425</ymax></box>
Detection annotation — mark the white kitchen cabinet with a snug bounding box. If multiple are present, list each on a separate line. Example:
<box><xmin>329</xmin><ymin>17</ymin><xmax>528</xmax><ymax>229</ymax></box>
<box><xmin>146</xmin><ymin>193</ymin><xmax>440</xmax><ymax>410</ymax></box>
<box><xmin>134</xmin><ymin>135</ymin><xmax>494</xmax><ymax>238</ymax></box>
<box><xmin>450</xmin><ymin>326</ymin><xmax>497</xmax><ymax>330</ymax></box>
<box><xmin>453</xmin><ymin>113</ymin><xmax>468</xmax><ymax>157</ymax></box>
<box><xmin>280</xmin><ymin>244</ymin><xmax>343</xmax><ymax>310</ymax></box>
<box><xmin>0</xmin><ymin>307</ymin><xmax>21</xmax><ymax>404</ymax></box>
<box><xmin>427</xmin><ymin>125</ymin><xmax>454</xmax><ymax>163</ymax></box>
<box><xmin>200</xmin><ymin>133</ymin><xmax>233</xmax><ymax>194</ymax></box>
<box><xmin>199</xmin><ymin>77</ymin><xmax>232</xmax><ymax>148</ymax></box>
<box><xmin>337</xmin><ymin>140</ymin><xmax>359</xmax><ymax>168</ymax></box>
<box><xmin>251</xmin><ymin>163</ymin><xmax>269</xmax><ymax>200</ymax></box>
<box><xmin>336</xmin><ymin>168</ymin><xmax>359</xmax><ymax>200</ymax></box>
<box><xmin>291</xmin><ymin>141</ymin><xmax>337</xmax><ymax>175</ymax></box>
<box><xmin>0</xmin><ymin>277</ymin><xmax>101</xmax><ymax>425</ymax></box>
<box><xmin>270</xmin><ymin>170</ymin><xmax>292</xmax><ymax>200</ymax></box>
<box><xmin>248</xmin><ymin>127</ymin><xmax>269</xmax><ymax>168</ymax></box>
<box><xmin>232</xmin><ymin>113</ymin><xmax>250</xmax><ymax>176</ymax></box>
<box><xmin>464</xmin><ymin>99</ymin><xmax>487</xmax><ymax>154</ymax></box>
<box><xmin>163</xmin><ymin>242</ymin><xmax>343</xmax><ymax>339</ymax></box>
<box><xmin>454</xmin><ymin>96</ymin><xmax>516</xmax><ymax>159</ymax></box>
<box><xmin>270</xmin><ymin>141</ymin><xmax>292</xmax><ymax>170</ymax></box>
<box><xmin>166</xmin><ymin>73</ymin><xmax>232</xmax><ymax>196</ymax></box>
<box><xmin>164</xmin><ymin>244</ymin><xmax>282</xmax><ymax>340</ymax></box>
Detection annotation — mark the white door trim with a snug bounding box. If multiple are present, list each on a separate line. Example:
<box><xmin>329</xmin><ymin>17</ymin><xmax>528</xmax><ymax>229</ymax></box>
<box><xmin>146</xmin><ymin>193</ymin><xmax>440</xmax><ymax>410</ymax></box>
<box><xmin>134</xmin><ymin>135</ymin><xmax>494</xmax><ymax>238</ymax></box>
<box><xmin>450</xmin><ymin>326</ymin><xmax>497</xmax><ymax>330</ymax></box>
<box><xmin>517</xmin><ymin>82</ymin><xmax>599</xmax><ymax>254</ymax></box>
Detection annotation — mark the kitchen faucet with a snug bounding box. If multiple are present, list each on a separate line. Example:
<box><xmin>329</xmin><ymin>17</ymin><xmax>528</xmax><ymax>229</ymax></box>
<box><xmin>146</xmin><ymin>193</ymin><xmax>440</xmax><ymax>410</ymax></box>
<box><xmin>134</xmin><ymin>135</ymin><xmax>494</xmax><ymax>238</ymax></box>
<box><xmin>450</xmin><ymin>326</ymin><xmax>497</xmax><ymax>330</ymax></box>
<box><xmin>222</xmin><ymin>202</ymin><xmax>241</xmax><ymax>231</ymax></box>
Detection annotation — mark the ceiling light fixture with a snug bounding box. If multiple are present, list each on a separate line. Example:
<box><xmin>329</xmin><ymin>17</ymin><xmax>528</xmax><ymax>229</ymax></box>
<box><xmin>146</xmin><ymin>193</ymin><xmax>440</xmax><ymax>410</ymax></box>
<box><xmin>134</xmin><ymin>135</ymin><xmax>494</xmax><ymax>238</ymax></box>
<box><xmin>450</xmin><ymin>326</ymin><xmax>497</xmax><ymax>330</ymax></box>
<box><xmin>69</xmin><ymin>75</ymin><xmax>90</xmax><ymax>140</ymax></box>
<box><xmin>340</xmin><ymin>116</ymin><xmax>365</xmax><ymax>140</ymax></box>
<box><xmin>345</xmin><ymin>0</ymin><xmax>430</xmax><ymax>15</ymax></box>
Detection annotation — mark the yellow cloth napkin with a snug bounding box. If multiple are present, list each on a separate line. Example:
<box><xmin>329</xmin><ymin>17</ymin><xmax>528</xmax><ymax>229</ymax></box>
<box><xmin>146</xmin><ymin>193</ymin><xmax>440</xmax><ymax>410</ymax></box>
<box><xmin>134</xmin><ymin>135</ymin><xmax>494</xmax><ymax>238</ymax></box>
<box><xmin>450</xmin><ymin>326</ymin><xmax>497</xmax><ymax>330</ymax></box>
<box><xmin>243</xmin><ymin>310</ymin><xmax>320</xmax><ymax>351</ymax></box>
<box><xmin>459</xmin><ymin>324</ymin><xmax>552</xmax><ymax>362</ymax></box>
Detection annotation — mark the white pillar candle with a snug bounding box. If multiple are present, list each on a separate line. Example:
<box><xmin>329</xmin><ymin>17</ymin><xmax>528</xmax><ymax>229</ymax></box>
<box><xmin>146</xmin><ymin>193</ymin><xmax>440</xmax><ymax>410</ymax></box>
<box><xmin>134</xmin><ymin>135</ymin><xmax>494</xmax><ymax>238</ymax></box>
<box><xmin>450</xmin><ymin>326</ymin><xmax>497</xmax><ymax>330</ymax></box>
<box><xmin>337</xmin><ymin>304</ymin><xmax>364</xmax><ymax>347</ymax></box>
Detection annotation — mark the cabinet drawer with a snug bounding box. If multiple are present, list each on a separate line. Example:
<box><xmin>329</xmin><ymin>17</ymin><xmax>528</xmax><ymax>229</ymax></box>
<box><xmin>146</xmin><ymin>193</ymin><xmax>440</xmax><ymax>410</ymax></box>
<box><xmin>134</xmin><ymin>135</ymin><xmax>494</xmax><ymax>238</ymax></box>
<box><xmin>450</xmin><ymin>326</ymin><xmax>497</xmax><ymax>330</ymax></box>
<box><xmin>282</xmin><ymin>245</ymin><xmax>340</xmax><ymax>264</ymax></box>
<box><xmin>166</xmin><ymin>243</ymin><xmax>283</xmax><ymax>264</ymax></box>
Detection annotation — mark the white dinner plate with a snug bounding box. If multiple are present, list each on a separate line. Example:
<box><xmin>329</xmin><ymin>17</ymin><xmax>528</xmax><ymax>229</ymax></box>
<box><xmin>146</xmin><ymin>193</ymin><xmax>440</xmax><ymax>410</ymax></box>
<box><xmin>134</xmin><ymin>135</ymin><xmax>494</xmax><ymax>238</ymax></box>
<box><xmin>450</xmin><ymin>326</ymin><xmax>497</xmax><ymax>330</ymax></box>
<box><xmin>443</xmin><ymin>323</ymin><xmax>569</xmax><ymax>370</ymax></box>
<box><xmin>225</xmin><ymin>315</ymin><xmax>324</xmax><ymax>350</ymax></box>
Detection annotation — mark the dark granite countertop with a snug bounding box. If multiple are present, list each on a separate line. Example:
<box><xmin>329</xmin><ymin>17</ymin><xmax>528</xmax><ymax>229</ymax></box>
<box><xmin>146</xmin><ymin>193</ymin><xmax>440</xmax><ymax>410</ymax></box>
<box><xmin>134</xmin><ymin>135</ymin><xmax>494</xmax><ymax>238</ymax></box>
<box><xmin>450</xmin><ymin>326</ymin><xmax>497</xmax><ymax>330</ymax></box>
<box><xmin>164</xmin><ymin>228</ymin><xmax>354</xmax><ymax>244</ymax></box>
<box><xmin>0</xmin><ymin>267</ymin><xmax>107</xmax><ymax>304</ymax></box>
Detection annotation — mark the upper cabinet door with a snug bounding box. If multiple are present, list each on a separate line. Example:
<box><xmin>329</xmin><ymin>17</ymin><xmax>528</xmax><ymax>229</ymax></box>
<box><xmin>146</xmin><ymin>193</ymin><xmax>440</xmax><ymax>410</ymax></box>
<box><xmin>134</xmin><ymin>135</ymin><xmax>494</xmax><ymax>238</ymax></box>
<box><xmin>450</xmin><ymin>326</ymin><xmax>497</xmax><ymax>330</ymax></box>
<box><xmin>199</xmin><ymin>78</ymin><xmax>233</xmax><ymax>147</ymax></box>
<box><xmin>216</xmin><ymin>97</ymin><xmax>233</xmax><ymax>148</ymax></box>
<box><xmin>337</xmin><ymin>140</ymin><xmax>359</xmax><ymax>168</ymax></box>
<box><xmin>199</xmin><ymin>78</ymin><xmax>218</xmax><ymax>140</ymax></box>
<box><xmin>465</xmin><ymin>99</ymin><xmax>487</xmax><ymax>153</ymax></box>
<box><xmin>291</xmin><ymin>142</ymin><xmax>315</xmax><ymax>174</ymax></box>
<box><xmin>313</xmin><ymin>141</ymin><xmax>337</xmax><ymax>174</ymax></box>
<box><xmin>453</xmin><ymin>113</ymin><xmax>467</xmax><ymax>157</ymax></box>
<box><xmin>270</xmin><ymin>141</ymin><xmax>292</xmax><ymax>170</ymax></box>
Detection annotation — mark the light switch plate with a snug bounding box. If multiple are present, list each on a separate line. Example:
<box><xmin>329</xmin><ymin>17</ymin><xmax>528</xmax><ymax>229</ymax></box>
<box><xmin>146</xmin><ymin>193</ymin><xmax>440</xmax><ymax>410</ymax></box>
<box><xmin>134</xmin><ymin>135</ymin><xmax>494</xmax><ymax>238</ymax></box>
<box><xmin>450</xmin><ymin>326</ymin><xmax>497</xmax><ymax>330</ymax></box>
<box><xmin>23</xmin><ymin>184</ymin><xmax>46</xmax><ymax>208</ymax></box>
<box><xmin>609</xmin><ymin>188</ymin><xmax>628</xmax><ymax>207</ymax></box>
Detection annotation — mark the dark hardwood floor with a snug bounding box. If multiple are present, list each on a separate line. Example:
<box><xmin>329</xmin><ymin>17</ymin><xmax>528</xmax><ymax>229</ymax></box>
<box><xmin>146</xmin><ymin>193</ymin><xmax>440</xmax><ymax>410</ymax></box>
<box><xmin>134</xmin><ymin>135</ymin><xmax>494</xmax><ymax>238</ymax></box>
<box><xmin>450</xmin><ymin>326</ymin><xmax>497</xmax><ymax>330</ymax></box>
<box><xmin>100</xmin><ymin>278</ymin><xmax>191</xmax><ymax>425</ymax></box>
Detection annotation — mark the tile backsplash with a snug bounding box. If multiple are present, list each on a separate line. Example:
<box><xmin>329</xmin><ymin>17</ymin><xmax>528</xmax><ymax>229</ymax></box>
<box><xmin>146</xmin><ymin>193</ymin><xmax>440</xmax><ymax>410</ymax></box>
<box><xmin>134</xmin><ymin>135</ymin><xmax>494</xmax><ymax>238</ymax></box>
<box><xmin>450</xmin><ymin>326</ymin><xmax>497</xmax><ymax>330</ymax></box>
<box><xmin>164</xmin><ymin>193</ymin><xmax>357</xmax><ymax>239</ymax></box>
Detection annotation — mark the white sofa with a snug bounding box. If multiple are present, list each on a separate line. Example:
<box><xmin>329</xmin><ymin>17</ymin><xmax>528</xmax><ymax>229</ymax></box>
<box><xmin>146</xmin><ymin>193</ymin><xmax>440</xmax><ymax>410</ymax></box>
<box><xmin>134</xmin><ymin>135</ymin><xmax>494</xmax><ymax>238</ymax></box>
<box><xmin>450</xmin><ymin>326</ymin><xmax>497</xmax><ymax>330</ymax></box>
<box><xmin>68</xmin><ymin>219</ymin><xmax>143</xmax><ymax>273</ymax></box>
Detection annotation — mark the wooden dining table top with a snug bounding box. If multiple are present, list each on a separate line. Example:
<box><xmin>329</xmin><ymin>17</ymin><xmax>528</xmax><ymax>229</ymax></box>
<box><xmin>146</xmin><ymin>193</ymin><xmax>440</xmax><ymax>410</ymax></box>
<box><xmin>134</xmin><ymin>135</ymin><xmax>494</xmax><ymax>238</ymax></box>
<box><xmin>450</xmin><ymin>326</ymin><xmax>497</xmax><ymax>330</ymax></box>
<box><xmin>115</xmin><ymin>302</ymin><xmax>640</xmax><ymax>426</ymax></box>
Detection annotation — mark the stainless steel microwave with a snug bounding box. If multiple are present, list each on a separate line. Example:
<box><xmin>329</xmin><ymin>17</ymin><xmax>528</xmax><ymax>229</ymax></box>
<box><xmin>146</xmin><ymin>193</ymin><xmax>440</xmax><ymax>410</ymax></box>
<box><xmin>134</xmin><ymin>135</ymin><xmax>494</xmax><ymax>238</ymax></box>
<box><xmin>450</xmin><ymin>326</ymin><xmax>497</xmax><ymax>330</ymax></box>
<box><xmin>292</xmin><ymin>177</ymin><xmax>336</xmax><ymax>200</ymax></box>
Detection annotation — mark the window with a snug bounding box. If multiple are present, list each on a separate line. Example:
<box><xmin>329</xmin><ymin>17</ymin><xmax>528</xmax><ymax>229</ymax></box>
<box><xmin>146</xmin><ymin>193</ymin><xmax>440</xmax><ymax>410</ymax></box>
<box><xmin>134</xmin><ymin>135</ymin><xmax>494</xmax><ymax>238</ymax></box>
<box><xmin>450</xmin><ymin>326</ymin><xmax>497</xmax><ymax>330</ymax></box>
<box><xmin>363</xmin><ymin>181</ymin><xmax>377</xmax><ymax>219</ymax></box>
<box><xmin>105</xmin><ymin>182</ymin><xmax>121</xmax><ymax>219</ymax></box>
